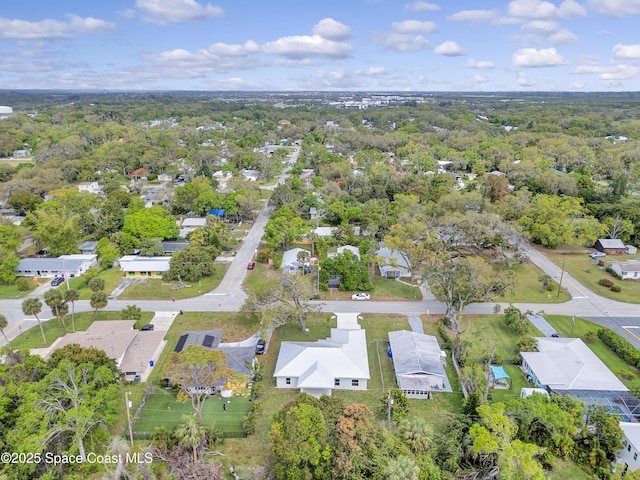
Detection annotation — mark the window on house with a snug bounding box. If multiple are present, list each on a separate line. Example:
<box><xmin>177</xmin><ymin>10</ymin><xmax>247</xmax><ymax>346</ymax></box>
<box><xmin>285</xmin><ymin>378</ymin><xmax>291</xmax><ymax>385</ymax></box>
<box><xmin>352</xmin><ymin>379</ymin><xmax>359</xmax><ymax>387</ymax></box>
<box><xmin>635</xmin><ymin>452</ymin><xmax>638</xmax><ymax>461</ymax></box>
<box><xmin>629</xmin><ymin>444</ymin><xmax>632</xmax><ymax>452</ymax></box>
<box><xmin>334</xmin><ymin>379</ymin><xmax>340</xmax><ymax>386</ymax></box>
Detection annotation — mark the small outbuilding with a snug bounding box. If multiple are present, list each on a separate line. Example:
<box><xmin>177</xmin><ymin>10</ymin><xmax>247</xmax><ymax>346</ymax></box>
<box><xmin>594</xmin><ymin>238</ymin><xmax>626</xmax><ymax>255</ymax></box>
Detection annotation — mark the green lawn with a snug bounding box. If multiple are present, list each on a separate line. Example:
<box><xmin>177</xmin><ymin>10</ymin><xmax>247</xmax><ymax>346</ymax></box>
<box><xmin>544</xmin><ymin>249</ymin><xmax>640</xmax><ymax>303</ymax></box>
<box><xmin>545</xmin><ymin>315</ymin><xmax>640</xmax><ymax>391</ymax></box>
<box><xmin>499</xmin><ymin>261</ymin><xmax>572</xmax><ymax>303</ymax></box>
<box><xmin>547</xmin><ymin>459</ymin><xmax>595</xmax><ymax>480</ymax></box>
<box><xmin>63</xmin><ymin>268</ymin><xmax>125</xmax><ymax>300</ymax></box>
<box><xmin>134</xmin><ymin>387</ymin><xmax>250</xmax><ymax>439</ymax></box>
<box><xmin>0</xmin><ymin>281</ymin><xmax>38</xmax><ymax>299</ymax></box>
<box><xmin>11</xmin><ymin>310</ymin><xmax>155</xmax><ymax>350</ymax></box>
<box><xmin>119</xmin><ymin>265</ymin><xmax>227</xmax><ymax>300</ymax></box>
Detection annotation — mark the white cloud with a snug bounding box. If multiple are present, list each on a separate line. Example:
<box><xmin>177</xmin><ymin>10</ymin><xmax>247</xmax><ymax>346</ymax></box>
<box><xmin>518</xmin><ymin>72</ymin><xmax>537</xmax><ymax>86</ymax></box>
<box><xmin>203</xmin><ymin>77</ymin><xmax>264</xmax><ymax>90</ymax></box>
<box><xmin>391</xmin><ymin>20</ymin><xmax>438</xmax><ymax>34</ymax></box>
<box><xmin>434</xmin><ymin>41</ymin><xmax>468</xmax><ymax>56</ymax></box>
<box><xmin>612</xmin><ymin>43</ymin><xmax>640</xmax><ymax>59</ymax></box>
<box><xmin>512</xmin><ymin>47</ymin><xmax>566</xmax><ymax>67</ymax></box>
<box><xmin>373</xmin><ymin>32</ymin><xmax>431</xmax><ymax>52</ymax></box>
<box><xmin>404</xmin><ymin>1</ymin><xmax>440</xmax><ymax>11</ymax></box>
<box><xmin>447</xmin><ymin>10</ymin><xmax>501</xmax><ymax>23</ymax></box>
<box><xmin>312</xmin><ymin>18</ymin><xmax>352</xmax><ymax>41</ymax></box>
<box><xmin>572</xmin><ymin>81</ymin><xmax>585</xmax><ymax>88</ymax></box>
<box><xmin>588</xmin><ymin>0</ymin><xmax>640</xmax><ymax>16</ymax></box>
<box><xmin>294</xmin><ymin>67</ymin><xmax>388</xmax><ymax>90</ymax></box>
<box><xmin>135</xmin><ymin>0</ymin><xmax>223</xmax><ymax>25</ymax></box>
<box><xmin>143</xmin><ymin>40</ymin><xmax>261</xmax><ymax>74</ymax></box>
<box><xmin>521</xmin><ymin>20</ymin><xmax>578</xmax><ymax>45</ymax></box>
<box><xmin>473</xmin><ymin>74</ymin><xmax>489</xmax><ymax>83</ymax></box>
<box><xmin>0</xmin><ymin>14</ymin><xmax>115</xmax><ymax>39</ymax></box>
<box><xmin>508</xmin><ymin>0</ymin><xmax>585</xmax><ymax>19</ymax></box>
<box><xmin>262</xmin><ymin>35</ymin><xmax>352</xmax><ymax>60</ymax></box>
<box><xmin>466</xmin><ymin>58</ymin><xmax>495</xmax><ymax>69</ymax></box>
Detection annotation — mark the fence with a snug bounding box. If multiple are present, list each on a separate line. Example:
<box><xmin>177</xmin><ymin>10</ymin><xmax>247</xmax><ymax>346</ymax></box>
<box><xmin>451</xmin><ymin>351</ymin><xmax>468</xmax><ymax>399</ymax></box>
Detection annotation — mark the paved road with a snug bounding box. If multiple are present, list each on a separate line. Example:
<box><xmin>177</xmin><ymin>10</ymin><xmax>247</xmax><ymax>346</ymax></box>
<box><xmin>2</xmin><ymin>150</ymin><xmax>640</xmax><ymax>349</ymax></box>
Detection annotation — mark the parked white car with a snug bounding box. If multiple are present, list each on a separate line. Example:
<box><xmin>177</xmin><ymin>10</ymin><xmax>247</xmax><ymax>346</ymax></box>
<box><xmin>351</xmin><ymin>293</ymin><xmax>371</xmax><ymax>301</ymax></box>
<box><xmin>590</xmin><ymin>252</ymin><xmax>607</xmax><ymax>259</ymax></box>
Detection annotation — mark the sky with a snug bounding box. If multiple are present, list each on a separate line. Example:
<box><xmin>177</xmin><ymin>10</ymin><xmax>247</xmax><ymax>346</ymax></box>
<box><xmin>3</xmin><ymin>0</ymin><xmax>640</xmax><ymax>92</ymax></box>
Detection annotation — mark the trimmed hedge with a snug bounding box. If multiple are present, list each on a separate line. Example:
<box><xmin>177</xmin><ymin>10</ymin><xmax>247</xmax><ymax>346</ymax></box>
<box><xmin>598</xmin><ymin>278</ymin><xmax>614</xmax><ymax>288</ymax></box>
<box><xmin>597</xmin><ymin>328</ymin><xmax>640</xmax><ymax>369</ymax></box>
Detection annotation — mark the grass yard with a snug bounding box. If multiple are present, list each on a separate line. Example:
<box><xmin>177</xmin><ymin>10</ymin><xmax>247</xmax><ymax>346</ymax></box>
<box><xmin>0</xmin><ymin>281</ymin><xmax>38</xmax><ymax>299</ymax></box>
<box><xmin>61</xmin><ymin>268</ymin><xmax>126</xmax><ymax>300</ymax></box>
<box><xmin>119</xmin><ymin>265</ymin><xmax>227</xmax><ymax>300</ymax></box>
<box><xmin>547</xmin><ymin>459</ymin><xmax>594</xmax><ymax>480</ymax></box>
<box><xmin>499</xmin><ymin>261</ymin><xmax>571</xmax><ymax>303</ymax></box>
<box><xmin>11</xmin><ymin>310</ymin><xmax>155</xmax><ymax>350</ymax></box>
<box><xmin>319</xmin><ymin>276</ymin><xmax>422</xmax><ymax>301</ymax></box>
<box><xmin>134</xmin><ymin>387</ymin><xmax>250</xmax><ymax>439</ymax></box>
<box><xmin>543</xmin><ymin>248</ymin><xmax>640</xmax><ymax>303</ymax></box>
<box><xmin>545</xmin><ymin>315</ymin><xmax>640</xmax><ymax>391</ymax></box>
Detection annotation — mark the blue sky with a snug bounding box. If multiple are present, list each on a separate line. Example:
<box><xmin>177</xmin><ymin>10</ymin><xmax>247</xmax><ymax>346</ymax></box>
<box><xmin>3</xmin><ymin>0</ymin><xmax>640</xmax><ymax>91</ymax></box>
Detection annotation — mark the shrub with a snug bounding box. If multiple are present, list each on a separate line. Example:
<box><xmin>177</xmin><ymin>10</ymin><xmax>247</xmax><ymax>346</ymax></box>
<box><xmin>437</xmin><ymin>326</ymin><xmax>453</xmax><ymax>351</ymax></box>
<box><xmin>582</xmin><ymin>331</ymin><xmax>597</xmax><ymax>344</ymax></box>
<box><xmin>598</xmin><ymin>328</ymin><xmax>640</xmax><ymax>368</ymax></box>
<box><xmin>16</xmin><ymin>277</ymin><xmax>31</xmax><ymax>291</ymax></box>
<box><xmin>610</xmin><ymin>285</ymin><xmax>622</xmax><ymax>292</ymax></box>
<box><xmin>598</xmin><ymin>278</ymin><xmax>614</xmax><ymax>288</ymax></box>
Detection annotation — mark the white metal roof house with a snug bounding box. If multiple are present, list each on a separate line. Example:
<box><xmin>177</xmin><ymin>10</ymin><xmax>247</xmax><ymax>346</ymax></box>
<box><xmin>119</xmin><ymin>256</ymin><xmax>171</xmax><ymax>278</ymax></box>
<box><xmin>376</xmin><ymin>246</ymin><xmax>411</xmax><ymax>278</ymax></box>
<box><xmin>520</xmin><ymin>337</ymin><xmax>628</xmax><ymax>392</ymax></box>
<box><xmin>617</xmin><ymin>423</ymin><xmax>640</xmax><ymax>473</ymax></box>
<box><xmin>17</xmin><ymin>255</ymin><xmax>97</xmax><ymax>278</ymax></box>
<box><xmin>611</xmin><ymin>260</ymin><xmax>640</xmax><ymax>280</ymax></box>
<box><xmin>273</xmin><ymin>313</ymin><xmax>369</xmax><ymax>397</ymax></box>
<box><xmin>281</xmin><ymin>248</ymin><xmax>310</xmax><ymax>274</ymax></box>
<box><xmin>181</xmin><ymin>217</ymin><xmax>207</xmax><ymax>229</ymax></box>
<box><xmin>388</xmin><ymin>330</ymin><xmax>450</xmax><ymax>398</ymax></box>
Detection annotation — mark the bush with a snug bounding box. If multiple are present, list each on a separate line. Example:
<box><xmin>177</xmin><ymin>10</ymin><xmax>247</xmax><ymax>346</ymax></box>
<box><xmin>16</xmin><ymin>277</ymin><xmax>31</xmax><ymax>291</ymax></box>
<box><xmin>582</xmin><ymin>331</ymin><xmax>597</xmax><ymax>344</ymax></box>
<box><xmin>598</xmin><ymin>328</ymin><xmax>640</xmax><ymax>368</ymax></box>
<box><xmin>598</xmin><ymin>278</ymin><xmax>614</xmax><ymax>288</ymax></box>
<box><xmin>437</xmin><ymin>326</ymin><xmax>453</xmax><ymax>351</ymax></box>
<box><xmin>610</xmin><ymin>285</ymin><xmax>622</xmax><ymax>292</ymax></box>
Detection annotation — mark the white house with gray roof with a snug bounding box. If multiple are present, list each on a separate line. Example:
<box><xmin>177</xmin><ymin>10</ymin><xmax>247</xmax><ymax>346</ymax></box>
<box><xmin>17</xmin><ymin>254</ymin><xmax>97</xmax><ymax>278</ymax></box>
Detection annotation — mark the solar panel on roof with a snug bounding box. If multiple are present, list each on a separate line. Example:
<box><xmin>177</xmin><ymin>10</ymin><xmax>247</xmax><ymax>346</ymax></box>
<box><xmin>175</xmin><ymin>334</ymin><xmax>188</xmax><ymax>352</ymax></box>
<box><xmin>202</xmin><ymin>335</ymin><xmax>215</xmax><ymax>348</ymax></box>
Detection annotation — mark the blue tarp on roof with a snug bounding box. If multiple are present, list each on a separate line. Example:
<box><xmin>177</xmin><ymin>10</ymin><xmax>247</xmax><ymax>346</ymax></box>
<box><xmin>490</xmin><ymin>365</ymin><xmax>510</xmax><ymax>380</ymax></box>
<box><xmin>209</xmin><ymin>208</ymin><xmax>226</xmax><ymax>216</ymax></box>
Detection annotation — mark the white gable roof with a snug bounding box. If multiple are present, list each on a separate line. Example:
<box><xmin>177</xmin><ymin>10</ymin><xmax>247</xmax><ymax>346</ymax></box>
<box><xmin>274</xmin><ymin>325</ymin><xmax>370</xmax><ymax>387</ymax></box>
<box><xmin>621</xmin><ymin>423</ymin><xmax>640</xmax><ymax>451</ymax></box>
<box><xmin>281</xmin><ymin>248</ymin><xmax>310</xmax><ymax>269</ymax></box>
<box><xmin>119</xmin><ymin>256</ymin><xmax>171</xmax><ymax>273</ymax></box>
<box><xmin>521</xmin><ymin>337</ymin><xmax>628</xmax><ymax>391</ymax></box>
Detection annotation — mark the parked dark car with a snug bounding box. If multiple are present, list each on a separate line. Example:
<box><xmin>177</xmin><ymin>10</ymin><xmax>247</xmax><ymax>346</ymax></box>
<box><xmin>255</xmin><ymin>339</ymin><xmax>266</xmax><ymax>354</ymax></box>
<box><xmin>50</xmin><ymin>277</ymin><xmax>64</xmax><ymax>287</ymax></box>
<box><xmin>141</xmin><ymin>324</ymin><xmax>155</xmax><ymax>331</ymax></box>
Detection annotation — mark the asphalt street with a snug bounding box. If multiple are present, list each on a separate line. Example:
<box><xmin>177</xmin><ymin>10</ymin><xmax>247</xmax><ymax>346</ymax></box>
<box><xmin>1</xmin><ymin>145</ymin><xmax>639</xmax><ymax>349</ymax></box>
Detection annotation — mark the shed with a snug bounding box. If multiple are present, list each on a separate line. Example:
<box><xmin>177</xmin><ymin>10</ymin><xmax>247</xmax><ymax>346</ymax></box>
<box><xmin>594</xmin><ymin>238</ymin><xmax>626</xmax><ymax>254</ymax></box>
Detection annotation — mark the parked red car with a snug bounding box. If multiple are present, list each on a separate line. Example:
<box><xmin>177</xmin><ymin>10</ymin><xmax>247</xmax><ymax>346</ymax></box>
<box><xmin>247</xmin><ymin>262</ymin><xmax>256</xmax><ymax>270</ymax></box>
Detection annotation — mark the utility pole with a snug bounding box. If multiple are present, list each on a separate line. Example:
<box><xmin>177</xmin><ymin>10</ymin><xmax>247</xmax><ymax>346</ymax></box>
<box><xmin>387</xmin><ymin>390</ymin><xmax>394</xmax><ymax>433</ymax></box>
<box><xmin>125</xmin><ymin>391</ymin><xmax>134</xmax><ymax>447</ymax></box>
<box><xmin>557</xmin><ymin>258</ymin><xmax>566</xmax><ymax>298</ymax></box>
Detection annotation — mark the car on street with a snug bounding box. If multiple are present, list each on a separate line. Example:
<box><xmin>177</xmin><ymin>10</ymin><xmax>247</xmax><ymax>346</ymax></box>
<box><xmin>551</xmin><ymin>333</ymin><xmax>565</xmax><ymax>338</ymax></box>
<box><xmin>247</xmin><ymin>262</ymin><xmax>256</xmax><ymax>270</ymax></box>
<box><xmin>255</xmin><ymin>339</ymin><xmax>266</xmax><ymax>354</ymax></box>
<box><xmin>351</xmin><ymin>293</ymin><xmax>371</xmax><ymax>301</ymax></box>
<box><xmin>141</xmin><ymin>324</ymin><xmax>154</xmax><ymax>331</ymax></box>
<box><xmin>590</xmin><ymin>252</ymin><xmax>606</xmax><ymax>259</ymax></box>
<box><xmin>50</xmin><ymin>277</ymin><xmax>64</xmax><ymax>287</ymax></box>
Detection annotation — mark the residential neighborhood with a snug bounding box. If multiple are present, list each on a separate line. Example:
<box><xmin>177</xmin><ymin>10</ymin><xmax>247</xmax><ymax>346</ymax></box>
<box><xmin>2</xmin><ymin>90</ymin><xmax>640</xmax><ymax>480</ymax></box>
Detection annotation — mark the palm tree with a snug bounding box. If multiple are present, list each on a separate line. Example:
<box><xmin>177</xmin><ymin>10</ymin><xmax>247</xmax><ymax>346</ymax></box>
<box><xmin>386</xmin><ymin>455</ymin><xmax>419</xmax><ymax>480</ymax></box>
<box><xmin>64</xmin><ymin>289</ymin><xmax>80</xmax><ymax>332</ymax></box>
<box><xmin>88</xmin><ymin>277</ymin><xmax>105</xmax><ymax>292</ymax></box>
<box><xmin>173</xmin><ymin>415</ymin><xmax>206</xmax><ymax>463</ymax></box>
<box><xmin>90</xmin><ymin>291</ymin><xmax>108</xmax><ymax>320</ymax></box>
<box><xmin>399</xmin><ymin>417</ymin><xmax>432</xmax><ymax>455</ymax></box>
<box><xmin>22</xmin><ymin>298</ymin><xmax>46</xmax><ymax>347</ymax></box>
<box><xmin>44</xmin><ymin>289</ymin><xmax>66</xmax><ymax>335</ymax></box>
<box><xmin>0</xmin><ymin>314</ymin><xmax>11</xmax><ymax>346</ymax></box>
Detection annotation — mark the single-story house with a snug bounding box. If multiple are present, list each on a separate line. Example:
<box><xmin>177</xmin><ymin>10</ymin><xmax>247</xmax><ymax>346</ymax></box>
<box><xmin>595</xmin><ymin>238</ymin><xmax>626</xmax><ymax>255</ymax></box>
<box><xmin>376</xmin><ymin>246</ymin><xmax>411</xmax><ymax>278</ymax></box>
<box><xmin>241</xmin><ymin>169</ymin><xmax>260</xmax><ymax>182</ymax></box>
<box><xmin>77</xmin><ymin>181</ymin><xmax>101</xmax><ymax>195</ymax></box>
<box><xmin>78</xmin><ymin>241</ymin><xmax>99</xmax><ymax>255</ymax></box>
<box><xmin>281</xmin><ymin>248</ymin><xmax>310</xmax><ymax>274</ymax></box>
<box><xmin>274</xmin><ymin>313</ymin><xmax>369</xmax><ymax>397</ymax></box>
<box><xmin>35</xmin><ymin>320</ymin><xmax>166</xmax><ymax>382</ymax></box>
<box><xmin>157</xmin><ymin>173</ymin><xmax>173</xmax><ymax>182</ymax></box>
<box><xmin>17</xmin><ymin>254</ymin><xmax>97</xmax><ymax>278</ymax></box>
<box><xmin>119</xmin><ymin>255</ymin><xmax>171</xmax><ymax>278</ymax></box>
<box><xmin>309</xmin><ymin>207</ymin><xmax>318</xmax><ymax>220</ymax></box>
<box><xmin>611</xmin><ymin>260</ymin><xmax>640</xmax><ymax>280</ymax></box>
<box><xmin>181</xmin><ymin>217</ymin><xmax>207</xmax><ymax>230</ymax></box>
<box><xmin>388</xmin><ymin>330</ymin><xmax>450</xmax><ymax>398</ymax></box>
<box><xmin>520</xmin><ymin>337</ymin><xmax>628</xmax><ymax>392</ymax></box>
<box><xmin>617</xmin><ymin>423</ymin><xmax>640</xmax><ymax>473</ymax></box>
<box><xmin>626</xmin><ymin>245</ymin><xmax>638</xmax><ymax>255</ymax></box>
<box><xmin>130</xmin><ymin>168</ymin><xmax>150</xmax><ymax>181</ymax></box>
<box><xmin>161</xmin><ymin>241</ymin><xmax>190</xmax><ymax>254</ymax></box>
<box><xmin>313</xmin><ymin>226</ymin><xmax>336</xmax><ymax>237</ymax></box>
<box><xmin>327</xmin><ymin>245</ymin><xmax>360</xmax><ymax>261</ymax></box>
<box><xmin>12</xmin><ymin>149</ymin><xmax>31</xmax><ymax>158</ymax></box>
